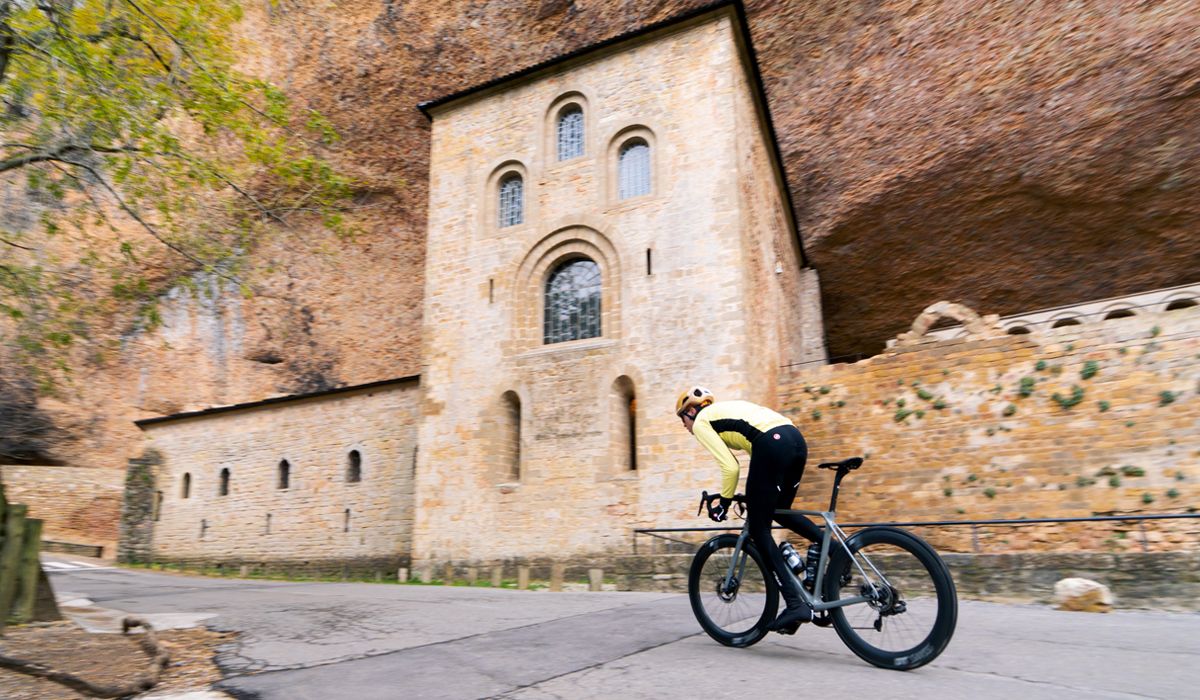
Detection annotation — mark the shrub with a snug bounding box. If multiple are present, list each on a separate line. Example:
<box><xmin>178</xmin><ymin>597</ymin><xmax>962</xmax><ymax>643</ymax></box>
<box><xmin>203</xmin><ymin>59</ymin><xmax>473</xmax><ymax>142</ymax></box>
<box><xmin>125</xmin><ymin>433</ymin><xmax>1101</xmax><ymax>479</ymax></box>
<box><xmin>984</xmin><ymin>488</ymin><xmax>996</xmax><ymax>499</ymax></box>
<box><xmin>1119</xmin><ymin>465</ymin><xmax>1145</xmax><ymax>478</ymax></box>
<box><xmin>917</xmin><ymin>388</ymin><xmax>934</xmax><ymax>401</ymax></box>
<box><xmin>1108</xmin><ymin>476</ymin><xmax>1121</xmax><ymax>488</ymax></box>
<box><xmin>1002</xmin><ymin>404</ymin><xmax>1017</xmax><ymax>417</ymax></box>
<box><xmin>1167</xmin><ymin>488</ymin><xmax>1180</xmax><ymax>499</ymax></box>
<box><xmin>1142</xmin><ymin>492</ymin><xmax>1154</xmax><ymax>505</ymax></box>
<box><xmin>1018</xmin><ymin>377</ymin><xmax>1036</xmax><ymax>398</ymax></box>
<box><xmin>1035</xmin><ymin>360</ymin><xmax>1047</xmax><ymax>371</ymax></box>
<box><xmin>1098</xmin><ymin>400</ymin><xmax>1110</xmax><ymax>412</ymax></box>
<box><xmin>893</xmin><ymin>408</ymin><xmax>913</xmax><ymax>422</ymax></box>
<box><xmin>1080</xmin><ymin>360</ymin><xmax>1099</xmax><ymax>380</ymax></box>
<box><xmin>1052</xmin><ymin>385</ymin><xmax>1085</xmax><ymax>409</ymax></box>
<box><xmin>1159</xmin><ymin>391</ymin><xmax>1177</xmax><ymax>406</ymax></box>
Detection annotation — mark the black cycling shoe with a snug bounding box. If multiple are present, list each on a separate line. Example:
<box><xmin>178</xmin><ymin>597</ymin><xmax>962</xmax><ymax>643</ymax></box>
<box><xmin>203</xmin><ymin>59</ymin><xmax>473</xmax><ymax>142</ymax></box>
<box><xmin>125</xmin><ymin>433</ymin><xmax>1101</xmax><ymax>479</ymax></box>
<box><xmin>768</xmin><ymin>603</ymin><xmax>813</xmax><ymax>631</ymax></box>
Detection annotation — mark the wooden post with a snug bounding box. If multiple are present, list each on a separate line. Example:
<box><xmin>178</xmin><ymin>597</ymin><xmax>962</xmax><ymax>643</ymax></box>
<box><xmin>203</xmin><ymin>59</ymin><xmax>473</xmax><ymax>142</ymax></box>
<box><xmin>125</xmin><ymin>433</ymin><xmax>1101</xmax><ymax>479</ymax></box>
<box><xmin>0</xmin><ymin>504</ymin><xmax>29</xmax><ymax>630</ymax></box>
<box><xmin>14</xmin><ymin>518</ymin><xmax>44</xmax><ymax>623</ymax></box>
<box><xmin>550</xmin><ymin>563</ymin><xmax>564</xmax><ymax>592</ymax></box>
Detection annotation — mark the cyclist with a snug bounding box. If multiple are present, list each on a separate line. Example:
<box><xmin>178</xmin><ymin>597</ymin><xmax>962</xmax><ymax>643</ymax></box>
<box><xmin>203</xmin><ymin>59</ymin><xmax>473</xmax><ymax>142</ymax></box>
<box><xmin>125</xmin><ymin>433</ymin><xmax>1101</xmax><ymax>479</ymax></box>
<box><xmin>676</xmin><ymin>386</ymin><xmax>822</xmax><ymax>631</ymax></box>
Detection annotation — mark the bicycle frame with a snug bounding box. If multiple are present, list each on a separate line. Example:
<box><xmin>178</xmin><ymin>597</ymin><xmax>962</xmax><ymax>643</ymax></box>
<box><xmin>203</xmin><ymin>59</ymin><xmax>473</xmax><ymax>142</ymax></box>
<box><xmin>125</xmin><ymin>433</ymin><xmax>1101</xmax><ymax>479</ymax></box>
<box><xmin>717</xmin><ymin>464</ymin><xmax>892</xmax><ymax>612</ymax></box>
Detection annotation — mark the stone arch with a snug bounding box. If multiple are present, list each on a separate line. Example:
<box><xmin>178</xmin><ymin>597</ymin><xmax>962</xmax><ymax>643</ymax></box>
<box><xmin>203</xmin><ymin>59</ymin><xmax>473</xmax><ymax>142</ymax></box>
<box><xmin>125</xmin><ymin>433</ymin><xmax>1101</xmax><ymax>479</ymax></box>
<box><xmin>512</xmin><ymin>225</ymin><xmax>621</xmax><ymax>351</ymax></box>
<box><xmin>894</xmin><ymin>302</ymin><xmax>1001</xmax><ymax>346</ymax></box>
<box><xmin>544</xmin><ymin>90</ymin><xmax>593</xmax><ymax>164</ymax></box>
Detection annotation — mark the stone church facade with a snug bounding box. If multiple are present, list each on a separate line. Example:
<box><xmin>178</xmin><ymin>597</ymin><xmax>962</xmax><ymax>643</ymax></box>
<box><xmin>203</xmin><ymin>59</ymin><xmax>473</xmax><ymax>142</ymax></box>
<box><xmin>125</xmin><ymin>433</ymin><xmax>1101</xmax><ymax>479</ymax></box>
<box><xmin>127</xmin><ymin>6</ymin><xmax>826</xmax><ymax>571</ymax></box>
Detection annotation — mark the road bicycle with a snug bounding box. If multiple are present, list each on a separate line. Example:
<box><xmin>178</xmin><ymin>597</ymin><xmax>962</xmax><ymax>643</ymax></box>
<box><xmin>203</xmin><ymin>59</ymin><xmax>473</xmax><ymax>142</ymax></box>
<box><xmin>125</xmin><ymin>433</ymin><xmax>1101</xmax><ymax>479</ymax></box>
<box><xmin>688</xmin><ymin>457</ymin><xmax>957</xmax><ymax>670</ymax></box>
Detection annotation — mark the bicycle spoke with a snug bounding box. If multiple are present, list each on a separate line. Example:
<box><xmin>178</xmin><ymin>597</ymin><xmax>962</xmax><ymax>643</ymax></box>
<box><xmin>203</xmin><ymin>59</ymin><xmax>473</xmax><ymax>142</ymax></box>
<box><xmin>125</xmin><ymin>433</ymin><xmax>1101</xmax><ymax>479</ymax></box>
<box><xmin>834</xmin><ymin>543</ymin><xmax>942</xmax><ymax>655</ymax></box>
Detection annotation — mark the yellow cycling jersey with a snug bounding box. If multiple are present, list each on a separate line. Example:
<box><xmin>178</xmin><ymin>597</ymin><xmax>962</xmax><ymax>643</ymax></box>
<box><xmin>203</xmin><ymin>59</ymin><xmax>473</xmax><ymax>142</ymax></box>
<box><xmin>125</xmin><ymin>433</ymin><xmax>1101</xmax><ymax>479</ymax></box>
<box><xmin>691</xmin><ymin>400</ymin><xmax>793</xmax><ymax>498</ymax></box>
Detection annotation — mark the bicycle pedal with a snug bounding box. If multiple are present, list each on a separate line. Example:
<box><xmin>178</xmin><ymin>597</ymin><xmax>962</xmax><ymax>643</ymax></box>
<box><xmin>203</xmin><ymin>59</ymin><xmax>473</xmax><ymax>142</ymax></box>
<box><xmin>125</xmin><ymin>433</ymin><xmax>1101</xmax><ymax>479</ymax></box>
<box><xmin>811</xmin><ymin>613</ymin><xmax>832</xmax><ymax>628</ymax></box>
<box><xmin>775</xmin><ymin>621</ymin><xmax>802</xmax><ymax>635</ymax></box>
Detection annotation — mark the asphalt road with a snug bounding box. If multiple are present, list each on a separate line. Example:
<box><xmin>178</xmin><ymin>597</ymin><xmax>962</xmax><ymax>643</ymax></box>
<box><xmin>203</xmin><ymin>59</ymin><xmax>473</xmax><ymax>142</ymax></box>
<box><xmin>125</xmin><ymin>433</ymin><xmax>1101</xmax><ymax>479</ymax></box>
<box><xmin>46</xmin><ymin>559</ymin><xmax>1200</xmax><ymax>700</ymax></box>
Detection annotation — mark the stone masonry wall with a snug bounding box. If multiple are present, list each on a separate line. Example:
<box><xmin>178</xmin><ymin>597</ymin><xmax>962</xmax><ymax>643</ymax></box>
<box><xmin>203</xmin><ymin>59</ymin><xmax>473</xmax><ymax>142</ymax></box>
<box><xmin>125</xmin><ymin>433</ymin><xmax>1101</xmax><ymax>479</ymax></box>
<box><xmin>139</xmin><ymin>380</ymin><xmax>419</xmax><ymax>571</ymax></box>
<box><xmin>779</xmin><ymin>304</ymin><xmax>1200</xmax><ymax>554</ymax></box>
<box><xmin>0</xmin><ymin>465</ymin><xmax>123</xmax><ymax>556</ymax></box>
<box><xmin>415</xmin><ymin>11</ymin><xmax>817</xmax><ymax>565</ymax></box>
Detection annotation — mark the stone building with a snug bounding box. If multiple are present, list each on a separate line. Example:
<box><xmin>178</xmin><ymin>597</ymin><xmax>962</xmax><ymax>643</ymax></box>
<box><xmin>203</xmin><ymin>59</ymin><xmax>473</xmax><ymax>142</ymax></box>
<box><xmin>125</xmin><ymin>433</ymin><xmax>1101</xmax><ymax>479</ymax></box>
<box><xmin>109</xmin><ymin>2</ymin><xmax>1199</xmax><ymax>575</ymax></box>
<box><xmin>128</xmin><ymin>4</ymin><xmax>825</xmax><ymax>571</ymax></box>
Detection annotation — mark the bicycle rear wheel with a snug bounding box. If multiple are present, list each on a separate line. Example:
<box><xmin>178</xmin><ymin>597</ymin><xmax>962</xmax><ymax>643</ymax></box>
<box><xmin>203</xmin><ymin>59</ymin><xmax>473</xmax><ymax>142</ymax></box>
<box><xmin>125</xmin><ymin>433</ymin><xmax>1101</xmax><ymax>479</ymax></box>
<box><xmin>688</xmin><ymin>534</ymin><xmax>778</xmax><ymax>648</ymax></box>
<box><xmin>823</xmin><ymin>526</ymin><xmax>957</xmax><ymax>670</ymax></box>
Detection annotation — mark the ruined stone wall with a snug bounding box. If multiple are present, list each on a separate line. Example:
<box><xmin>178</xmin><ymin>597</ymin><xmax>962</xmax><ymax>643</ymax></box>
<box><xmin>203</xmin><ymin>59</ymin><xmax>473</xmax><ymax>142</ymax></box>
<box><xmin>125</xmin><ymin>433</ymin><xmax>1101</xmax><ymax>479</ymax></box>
<box><xmin>140</xmin><ymin>380</ymin><xmax>419</xmax><ymax>569</ymax></box>
<box><xmin>415</xmin><ymin>12</ymin><xmax>814</xmax><ymax>564</ymax></box>
<box><xmin>779</xmin><ymin>305</ymin><xmax>1200</xmax><ymax>554</ymax></box>
<box><xmin>0</xmin><ymin>466</ymin><xmax>123</xmax><ymax>555</ymax></box>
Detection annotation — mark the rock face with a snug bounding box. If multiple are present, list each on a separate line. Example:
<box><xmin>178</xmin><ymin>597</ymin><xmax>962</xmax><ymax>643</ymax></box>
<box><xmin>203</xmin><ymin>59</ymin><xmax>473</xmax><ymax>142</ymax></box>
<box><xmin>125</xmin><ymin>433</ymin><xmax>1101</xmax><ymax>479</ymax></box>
<box><xmin>1055</xmin><ymin>577</ymin><xmax>1115</xmax><ymax>612</ymax></box>
<box><xmin>12</xmin><ymin>0</ymin><xmax>1200</xmax><ymax>472</ymax></box>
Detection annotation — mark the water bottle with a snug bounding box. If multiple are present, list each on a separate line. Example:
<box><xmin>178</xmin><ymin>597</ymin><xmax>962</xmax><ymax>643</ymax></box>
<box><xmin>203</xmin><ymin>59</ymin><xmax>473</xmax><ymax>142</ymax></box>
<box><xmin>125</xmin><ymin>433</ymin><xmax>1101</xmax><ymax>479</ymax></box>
<box><xmin>803</xmin><ymin>543</ymin><xmax>821</xmax><ymax>590</ymax></box>
<box><xmin>780</xmin><ymin>542</ymin><xmax>804</xmax><ymax>574</ymax></box>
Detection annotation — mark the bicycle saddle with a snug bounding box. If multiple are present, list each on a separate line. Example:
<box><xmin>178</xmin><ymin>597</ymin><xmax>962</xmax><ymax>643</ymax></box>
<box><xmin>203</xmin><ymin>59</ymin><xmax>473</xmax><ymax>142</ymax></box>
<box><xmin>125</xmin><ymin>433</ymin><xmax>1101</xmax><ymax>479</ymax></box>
<box><xmin>817</xmin><ymin>457</ymin><xmax>863</xmax><ymax>471</ymax></box>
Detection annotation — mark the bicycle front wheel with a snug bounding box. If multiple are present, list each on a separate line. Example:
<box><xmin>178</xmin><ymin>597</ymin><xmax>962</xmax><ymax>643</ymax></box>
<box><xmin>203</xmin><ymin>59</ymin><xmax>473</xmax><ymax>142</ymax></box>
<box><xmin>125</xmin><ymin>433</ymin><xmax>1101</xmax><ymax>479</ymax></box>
<box><xmin>823</xmin><ymin>526</ymin><xmax>957</xmax><ymax>670</ymax></box>
<box><xmin>688</xmin><ymin>534</ymin><xmax>778</xmax><ymax>648</ymax></box>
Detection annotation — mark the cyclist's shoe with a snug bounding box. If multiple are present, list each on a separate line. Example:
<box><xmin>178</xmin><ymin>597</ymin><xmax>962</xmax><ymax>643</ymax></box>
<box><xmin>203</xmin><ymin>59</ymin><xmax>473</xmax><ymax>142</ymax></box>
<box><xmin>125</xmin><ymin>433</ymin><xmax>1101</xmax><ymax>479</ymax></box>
<box><xmin>768</xmin><ymin>602</ymin><xmax>813</xmax><ymax>631</ymax></box>
<box><xmin>775</xmin><ymin>620</ymin><xmax>802</xmax><ymax>635</ymax></box>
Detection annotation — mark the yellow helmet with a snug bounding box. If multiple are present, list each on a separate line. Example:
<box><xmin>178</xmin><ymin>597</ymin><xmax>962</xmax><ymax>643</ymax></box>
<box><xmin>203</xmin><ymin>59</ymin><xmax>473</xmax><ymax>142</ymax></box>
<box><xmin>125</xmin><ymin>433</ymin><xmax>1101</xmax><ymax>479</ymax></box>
<box><xmin>675</xmin><ymin>386</ymin><xmax>715</xmax><ymax>416</ymax></box>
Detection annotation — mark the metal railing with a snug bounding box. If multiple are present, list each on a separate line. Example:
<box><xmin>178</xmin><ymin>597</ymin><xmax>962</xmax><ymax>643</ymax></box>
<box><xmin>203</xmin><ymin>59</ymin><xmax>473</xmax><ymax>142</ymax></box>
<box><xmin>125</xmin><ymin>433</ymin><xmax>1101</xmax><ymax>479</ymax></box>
<box><xmin>632</xmin><ymin>513</ymin><xmax>1200</xmax><ymax>555</ymax></box>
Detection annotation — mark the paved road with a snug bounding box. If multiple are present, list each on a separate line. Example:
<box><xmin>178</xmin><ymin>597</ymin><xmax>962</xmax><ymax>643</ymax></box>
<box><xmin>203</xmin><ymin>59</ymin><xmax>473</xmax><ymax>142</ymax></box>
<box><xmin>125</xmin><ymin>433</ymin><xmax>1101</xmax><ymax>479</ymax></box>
<box><xmin>46</xmin><ymin>559</ymin><xmax>1200</xmax><ymax>700</ymax></box>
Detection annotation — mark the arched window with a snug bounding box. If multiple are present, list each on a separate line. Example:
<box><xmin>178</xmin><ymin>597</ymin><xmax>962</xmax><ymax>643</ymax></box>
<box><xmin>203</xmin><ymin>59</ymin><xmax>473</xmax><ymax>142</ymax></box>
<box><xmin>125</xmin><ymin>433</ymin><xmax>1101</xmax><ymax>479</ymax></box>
<box><xmin>1166</xmin><ymin>298</ymin><xmax>1197</xmax><ymax>311</ymax></box>
<box><xmin>1104</xmin><ymin>308</ymin><xmax>1136</xmax><ymax>320</ymax></box>
<box><xmin>498</xmin><ymin>173</ymin><xmax>524</xmax><ymax>227</ymax></box>
<box><xmin>347</xmin><ymin>450</ymin><xmax>362</xmax><ymax>483</ymax></box>
<box><xmin>557</xmin><ymin>105</ymin><xmax>584</xmax><ymax>161</ymax></box>
<box><xmin>611</xmin><ymin>376</ymin><xmax>638</xmax><ymax>472</ymax></box>
<box><xmin>618</xmin><ymin>138</ymin><xmax>650</xmax><ymax>199</ymax></box>
<box><xmin>1051</xmin><ymin>318</ymin><xmax>1081</xmax><ymax>328</ymax></box>
<box><xmin>544</xmin><ymin>259</ymin><xmax>601</xmax><ymax>344</ymax></box>
<box><xmin>1006</xmin><ymin>326</ymin><xmax>1031</xmax><ymax>335</ymax></box>
<box><xmin>500</xmin><ymin>391</ymin><xmax>521</xmax><ymax>481</ymax></box>
<box><xmin>181</xmin><ymin>473</ymin><xmax>191</xmax><ymax>499</ymax></box>
<box><xmin>277</xmin><ymin>460</ymin><xmax>290</xmax><ymax>490</ymax></box>
<box><xmin>218</xmin><ymin>468</ymin><xmax>230</xmax><ymax>496</ymax></box>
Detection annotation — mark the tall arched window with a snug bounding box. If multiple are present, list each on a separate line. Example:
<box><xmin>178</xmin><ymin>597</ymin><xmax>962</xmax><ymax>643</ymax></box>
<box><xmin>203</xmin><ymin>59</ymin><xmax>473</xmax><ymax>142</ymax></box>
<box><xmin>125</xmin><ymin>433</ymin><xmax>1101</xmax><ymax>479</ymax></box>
<box><xmin>544</xmin><ymin>259</ymin><xmax>601</xmax><ymax>344</ymax></box>
<box><xmin>500</xmin><ymin>391</ymin><xmax>521</xmax><ymax>482</ymax></box>
<box><xmin>618</xmin><ymin>138</ymin><xmax>650</xmax><ymax>199</ymax></box>
<box><xmin>181</xmin><ymin>473</ymin><xmax>191</xmax><ymax>499</ymax></box>
<box><xmin>218</xmin><ymin>468</ymin><xmax>230</xmax><ymax>496</ymax></box>
<box><xmin>498</xmin><ymin>173</ymin><xmax>524</xmax><ymax>227</ymax></box>
<box><xmin>611</xmin><ymin>376</ymin><xmax>638</xmax><ymax>472</ymax></box>
<box><xmin>347</xmin><ymin>450</ymin><xmax>362</xmax><ymax>483</ymax></box>
<box><xmin>557</xmin><ymin>105</ymin><xmax>584</xmax><ymax>161</ymax></box>
<box><xmin>277</xmin><ymin>460</ymin><xmax>290</xmax><ymax>490</ymax></box>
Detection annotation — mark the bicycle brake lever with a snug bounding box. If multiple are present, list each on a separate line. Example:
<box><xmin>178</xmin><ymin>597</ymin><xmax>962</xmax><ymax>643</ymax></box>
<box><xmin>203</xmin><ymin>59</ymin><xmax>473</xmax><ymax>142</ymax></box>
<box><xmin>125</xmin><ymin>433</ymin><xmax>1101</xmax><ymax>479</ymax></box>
<box><xmin>697</xmin><ymin>490</ymin><xmax>708</xmax><ymax>517</ymax></box>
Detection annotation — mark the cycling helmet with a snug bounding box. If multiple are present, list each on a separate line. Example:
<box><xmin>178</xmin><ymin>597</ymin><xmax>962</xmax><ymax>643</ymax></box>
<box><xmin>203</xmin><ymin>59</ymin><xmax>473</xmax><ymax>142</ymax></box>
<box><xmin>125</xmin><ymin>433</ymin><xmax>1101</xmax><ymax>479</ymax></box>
<box><xmin>675</xmin><ymin>386</ymin><xmax>715</xmax><ymax>416</ymax></box>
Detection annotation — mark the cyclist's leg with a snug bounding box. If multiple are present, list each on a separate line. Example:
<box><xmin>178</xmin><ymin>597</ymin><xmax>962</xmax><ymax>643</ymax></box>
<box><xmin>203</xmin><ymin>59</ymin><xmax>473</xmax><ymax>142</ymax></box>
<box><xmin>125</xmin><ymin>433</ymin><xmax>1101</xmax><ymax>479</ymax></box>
<box><xmin>771</xmin><ymin>427</ymin><xmax>822</xmax><ymax>542</ymax></box>
<box><xmin>746</xmin><ymin>428</ymin><xmax>811</xmax><ymax>628</ymax></box>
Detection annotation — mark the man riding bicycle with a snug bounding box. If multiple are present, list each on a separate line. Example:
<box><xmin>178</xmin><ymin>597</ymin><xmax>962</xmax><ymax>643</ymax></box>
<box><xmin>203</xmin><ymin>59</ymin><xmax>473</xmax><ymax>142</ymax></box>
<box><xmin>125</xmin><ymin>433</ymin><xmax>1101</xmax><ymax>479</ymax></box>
<box><xmin>676</xmin><ymin>386</ymin><xmax>823</xmax><ymax>631</ymax></box>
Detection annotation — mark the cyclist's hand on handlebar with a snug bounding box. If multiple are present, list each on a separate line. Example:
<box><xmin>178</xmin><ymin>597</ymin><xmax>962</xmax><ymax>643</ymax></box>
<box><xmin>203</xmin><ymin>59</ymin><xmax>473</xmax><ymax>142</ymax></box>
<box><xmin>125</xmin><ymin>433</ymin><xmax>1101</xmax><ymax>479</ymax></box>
<box><xmin>709</xmin><ymin>496</ymin><xmax>732</xmax><ymax>522</ymax></box>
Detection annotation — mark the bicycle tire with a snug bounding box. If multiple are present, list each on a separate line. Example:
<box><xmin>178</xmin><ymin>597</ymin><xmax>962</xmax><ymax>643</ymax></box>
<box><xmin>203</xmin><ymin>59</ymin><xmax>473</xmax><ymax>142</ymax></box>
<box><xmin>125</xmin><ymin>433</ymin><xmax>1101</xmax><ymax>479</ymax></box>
<box><xmin>822</xmin><ymin>526</ymin><xmax>957</xmax><ymax>670</ymax></box>
<box><xmin>688</xmin><ymin>534</ymin><xmax>778</xmax><ymax>648</ymax></box>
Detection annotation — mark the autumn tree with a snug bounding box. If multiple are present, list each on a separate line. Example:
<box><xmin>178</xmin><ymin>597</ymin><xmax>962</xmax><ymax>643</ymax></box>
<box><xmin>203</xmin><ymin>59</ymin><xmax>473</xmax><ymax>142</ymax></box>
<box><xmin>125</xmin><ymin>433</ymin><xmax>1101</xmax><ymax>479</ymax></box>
<box><xmin>0</xmin><ymin>0</ymin><xmax>351</xmax><ymax>384</ymax></box>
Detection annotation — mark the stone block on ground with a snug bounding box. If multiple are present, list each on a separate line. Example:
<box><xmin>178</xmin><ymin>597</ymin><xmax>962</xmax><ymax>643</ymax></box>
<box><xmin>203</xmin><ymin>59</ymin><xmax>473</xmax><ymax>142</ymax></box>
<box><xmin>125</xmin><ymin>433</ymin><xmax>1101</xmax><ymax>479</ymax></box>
<box><xmin>1055</xmin><ymin>577</ymin><xmax>1114</xmax><ymax>612</ymax></box>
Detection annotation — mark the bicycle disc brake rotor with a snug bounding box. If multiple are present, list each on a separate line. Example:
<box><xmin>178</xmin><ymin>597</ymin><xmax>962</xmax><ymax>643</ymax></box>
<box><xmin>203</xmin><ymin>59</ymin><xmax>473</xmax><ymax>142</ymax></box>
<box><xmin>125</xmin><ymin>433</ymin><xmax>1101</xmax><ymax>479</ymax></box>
<box><xmin>861</xmin><ymin>582</ymin><xmax>906</xmax><ymax>616</ymax></box>
<box><xmin>716</xmin><ymin>577</ymin><xmax>740</xmax><ymax>602</ymax></box>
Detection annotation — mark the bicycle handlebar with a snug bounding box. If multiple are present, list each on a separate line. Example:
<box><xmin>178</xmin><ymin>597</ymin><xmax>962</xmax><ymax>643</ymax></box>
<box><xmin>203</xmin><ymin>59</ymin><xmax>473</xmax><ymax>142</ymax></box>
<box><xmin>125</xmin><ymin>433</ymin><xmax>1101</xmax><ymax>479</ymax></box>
<box><xmin>697</xmin><ymin>491</ymin><xmax>747</xmax><ymax>519</ymax></box>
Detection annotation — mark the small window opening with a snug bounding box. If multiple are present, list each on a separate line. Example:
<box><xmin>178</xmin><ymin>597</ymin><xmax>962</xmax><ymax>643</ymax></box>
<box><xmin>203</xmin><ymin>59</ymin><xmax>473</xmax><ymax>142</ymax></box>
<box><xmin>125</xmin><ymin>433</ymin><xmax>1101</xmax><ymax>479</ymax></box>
<box><xmin>347</xmin><ymin>450</ymin><xmax>362</xmax><ymax>483</ymax></box>
<box><xmin>181</xmin><ymin>473</ymin><xmax>191</xmax><ymax>499</ymax></box>
<box><xmin>153</xmin><ymin>491</ymin><xmax>163</xmax><ymax>521</ymax></box>
<box><xmin>265</xmin><ymin>513</ymin><xmax>272</xmax><ymax>535</ymax></box>
<box><xmin>646</xmin><ymin>248</ymin><xmax>652</xmax><ymax>276</ymax></box>
<box><xmin>1051</xmin><ymin>318</ymin><xmax>1082</xmax><ymax>328</ymax></box>
<box><xmin>412</xmin><ymin>446</ymin><xmax>418</xmax><ymax>474</ymax></box>
<box><xmin>1166</xmin><ymin>299</ymin><xmax>1197</xmax><ymax>311</ymax></box>
<box><xmin>277</xmin><ymin>460</ymin><xmax>290</xmax><ymax>490</ymax></box>
<box><xmin>1006</xmin><ymin>326</ymin><xmax>1031</xmax><ymax>335</ymax></box>
<box><xmin>218</xmin><ymin>468</ymin><xmax>230</xmax><ymax>496</ymax></box>
<box><xmin>627</xmin><ymin>395</ymin><xmax>638</xmax><ymax>471</ymax></box>
<box><xmin>489</xmin><ymin>278</ymin><xmax>494</xmax><ymax>304</ymax></box>
<box><xmin>618</xmin><ymin>138</ymin><xmax>651</xmax><ymax>199</ymax></box>
<box><xmin>557</xmin><ymin>105</ymin><xmax>584</xmax><ymax>161</ymax></box>
<box><xmin>1104</xmin><ymin>309</ymin><xmax>1136</xmax><ymax>320</ymax></box>
<box><xmin>501</xmin><ymin>392</ymin><xmax>521</xmax><ymax>481</ymax></box>
<box><xmin>200</xmin><ymin>519</ymin><xmax>208</xmax><ymax>540</ymax></box>
<box><xmin>498</xmin><ymin>173</ymin><xmax>524</xmax><ymax>228</ymax></box>
<box><xmin>343</xmin><ymin>508</ymin><xmax>351</xmax><ymax>533</ymax></box>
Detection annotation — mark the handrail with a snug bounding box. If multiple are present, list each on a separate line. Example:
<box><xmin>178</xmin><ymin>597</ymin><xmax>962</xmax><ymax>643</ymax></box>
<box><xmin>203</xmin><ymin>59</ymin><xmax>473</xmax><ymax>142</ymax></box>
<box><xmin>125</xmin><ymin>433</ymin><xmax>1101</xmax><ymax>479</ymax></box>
<box><xmin>631</xmin><ymin>512</ymin><xmax>1200</xmax><ymax>554</ymax></box>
